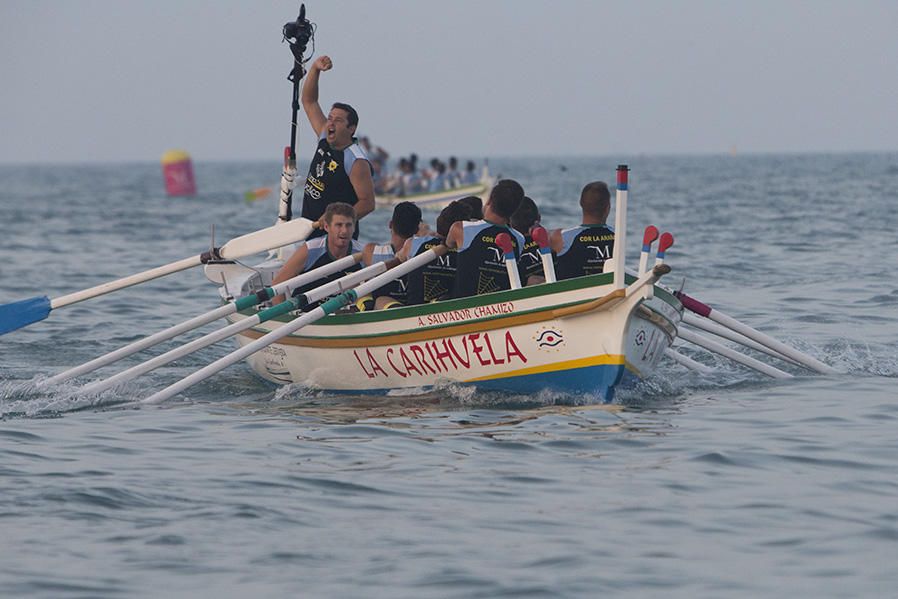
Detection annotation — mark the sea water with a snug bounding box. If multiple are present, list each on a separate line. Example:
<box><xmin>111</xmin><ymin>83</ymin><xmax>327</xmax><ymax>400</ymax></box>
<box><xmin>1</xmin><ymin>154</ymin><xmax>896</xmax><ymax>597</ymax></box>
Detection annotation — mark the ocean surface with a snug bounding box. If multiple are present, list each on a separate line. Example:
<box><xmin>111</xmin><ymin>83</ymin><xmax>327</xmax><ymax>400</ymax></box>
<box><xmin>1</xmin><ymin>153</ymin><xmax>896</xmax><ymax>597</ymax></box>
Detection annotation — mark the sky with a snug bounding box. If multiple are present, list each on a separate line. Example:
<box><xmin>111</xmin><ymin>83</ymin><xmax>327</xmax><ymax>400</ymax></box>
<box><xmin>1</xmin><ymin>0</ymin><xmax>897</xmax><ymax>164</ymax></box>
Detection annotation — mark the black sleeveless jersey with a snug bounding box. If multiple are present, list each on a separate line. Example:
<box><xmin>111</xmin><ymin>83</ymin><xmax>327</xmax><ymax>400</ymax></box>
<box><xmin>406</xmin><ymin>236</ymin><xmax>456</xmax><ymax>304</ymax></box>
<box><xmin>554</xmin><ymin>224</ymin><xmax>615</xmax><ymax>280</ymax></box>
<box><xmin>454</xmin><ymin>221</ymin><xmax>525</xmax><ymax>297</ymax></box>
<box><xmin>301</xmin><ymin>135</ymin><xmax>369</xmax><ymax>240</ymax></box>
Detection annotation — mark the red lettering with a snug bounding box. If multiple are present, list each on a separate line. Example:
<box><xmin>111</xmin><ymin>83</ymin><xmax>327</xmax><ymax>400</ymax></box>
<box><xmin>425</xmin><ymin>342</ymin><xmax>443</xmax><ymax>373</ymax></box>
<box><xmin>410</xmin><ymin>344</ymin><xmax>437</xmax><ymax>374</ymax></box>
<box><xmin>505</xmin><ymin>331</ymin><xmax>527</xmax><ymax>364</ymax></box>
<box><xmin>366</xmin><ymin>348</ymin><xmax>388</xmax><ymax>378</ymax></box>
<box><xmin>386</xmin><ymin>348</ymin><xmax>407</xmax><ymax>378</ymax></box>
<box><xmin>353</xmin><ymin>350</ymin><xmax>375</xmax><ymax>379</ymax></box>
<box><xmin>432</xmin><ymin>340</ymin><xmax>457</xmax><ymax>371</ymax></box>
<box><xmin>483</xmin><ymin>332</ymin><xmax>504</xmax><ymax>364</ymax></box>
<box><xmin>400</xmin><ymin>347</ymin><xmax>423</xmax><ymax>376</ymax></box>
<box><xmin>448</xmin><ymin>335</ymin><xmax>471</xmax><ymax>368</ymax></box>
<box><xmin>469</xmin><ymin>333</ymin><xmax>489</xmax><ymax>366</ymax></box>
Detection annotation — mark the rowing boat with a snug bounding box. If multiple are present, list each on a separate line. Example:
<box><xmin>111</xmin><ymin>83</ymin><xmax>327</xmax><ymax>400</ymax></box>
<box><xmin>2</xmin><ymin>5</ymin><xmax>834</xmax><ymax>406</ymax></box>
<box><xmin>375</xmin><ymin>166</ymin><xmax>494</xmax><ymax>210</ymax></box>
<box><xmin>219</xmin><ymin>269</ymin><xmax>678</xmax><ymax>401</ymax></box>
<box><xmin>206</xmin><ymin>164</ymin><xmax>680</xmax><ymax>402</ymax></box>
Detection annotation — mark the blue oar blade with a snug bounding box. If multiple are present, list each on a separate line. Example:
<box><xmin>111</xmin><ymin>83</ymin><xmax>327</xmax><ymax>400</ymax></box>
<box><xmin>0</xmin><ymin>296</ymin><xmax>52</xmax><ymax>335</ymax></box>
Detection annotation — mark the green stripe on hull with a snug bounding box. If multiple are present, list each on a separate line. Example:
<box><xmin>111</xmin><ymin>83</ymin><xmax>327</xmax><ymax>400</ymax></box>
<box><xmin>235</xmin><ymin>273</ymin><xmax>681</xmax><ymax>342</ymax></box>
<box><xmin>243</xmin><ymin>273</ymin><xmax>678</xmax><ymax>323</ymax></box>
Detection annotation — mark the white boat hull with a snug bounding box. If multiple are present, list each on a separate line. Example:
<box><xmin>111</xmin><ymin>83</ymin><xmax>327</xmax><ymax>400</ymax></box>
<box><xmin>376</xmin><ymin>178</ymin><xmax>493</xmax><ymax>210</ymax></box>
<box><xmin>228</xmin><ymin>273</ymin><xmax>681</xmax><ymax>402</ymax></box>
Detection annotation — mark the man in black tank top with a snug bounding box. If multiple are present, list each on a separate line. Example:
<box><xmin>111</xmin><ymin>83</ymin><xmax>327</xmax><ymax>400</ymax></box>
<box><xmin>550</xmin><ymin>181</ymin><xmax>615</xmax><ymax>280</ymax></box>
<box><xmin>299</xmin><ymin>55</ymin><xmax>375</xmax><ymax>239</ymax></box>
<box><xmin>446</xmin><ymin>180</ymin><xmax>526</xmax><ymax>297</ymax></box>
<box><xmin>402</xmin><ymin>200</ymin><xmax>472</xmax><ymax>305</ymax></box>
<box><xmin>365</xmin><ymin>201</ymin><xmax>422</xmax><ymax>309</ymax></box>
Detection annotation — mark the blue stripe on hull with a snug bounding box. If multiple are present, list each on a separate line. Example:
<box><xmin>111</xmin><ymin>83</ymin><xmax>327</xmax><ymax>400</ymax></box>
<box><xmin>472</xmin><ymin>363</ymin><xmax>626</xmax><ymax>403</ymax></box>
<box><xmin>268</xmin><ymin>363</ymin><xmax>628</xmax><ymax>403</ymax></box>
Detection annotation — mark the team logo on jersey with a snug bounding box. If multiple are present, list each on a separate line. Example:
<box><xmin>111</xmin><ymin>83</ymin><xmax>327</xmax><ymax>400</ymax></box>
<box><xmin>588</xmin><ymin>245</ymin><xmax>611</xmax><ymax>259</ymax></box>
<box><xmin>328</xmin><ymin>160</ymin><xmax>338</xmax><ymax>172</ymax></box>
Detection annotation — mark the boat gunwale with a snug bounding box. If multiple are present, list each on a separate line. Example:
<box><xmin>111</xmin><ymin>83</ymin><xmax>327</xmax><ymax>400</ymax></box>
<box><xmin>234</xmin><ymin>274</ymin><xmax>682</xmax><ymax>346</ymax></box>
<box><xmin>241</xmin><ymin>272</ymin><xmax>680</xmax><ymax>326</ymax></box>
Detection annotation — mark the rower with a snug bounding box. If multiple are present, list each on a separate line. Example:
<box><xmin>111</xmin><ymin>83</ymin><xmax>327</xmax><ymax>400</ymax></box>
<box><xmin>401</xmin><ymin>200</ymin><xmax>472</xmax><ymax>305</ymax></box>
<box><xmin>358</xmin><ymin>201</ymin><xmax>422</xmax><ymax>310</ymax></box>
<box><xmin>510</xmin><ymin>196</ymin><xmax>546</xmax><ymax>286</ymax></box>
<box><xmin>271</xmin><ymin>202</ymin><xmax>363</xmax><ymax>306</ymax></box>
<box><xmin>550</xmin><ymin>181</ymin><xmax>615</xmax><ymax>280</ymax></box>
<box><xmin>457</xmin><ymin>195</ymin><xmax>483</xmax><ymax>220</ymax></box>
<box><xmin>446</xmin><ymin>180</ymin><xmax>526</xmax><ymax>297</ymax></box>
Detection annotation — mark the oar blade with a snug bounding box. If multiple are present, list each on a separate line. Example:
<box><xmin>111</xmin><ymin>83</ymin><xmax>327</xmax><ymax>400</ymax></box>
<box><xmin>219</xmin><ymin>218</ymin><xmax>315</xmax><ymax>260</ymax></box>
<box><xmin>0</xmin><ymin>296</ymin><xmax>52</xmax><ymax>335</ymax></box>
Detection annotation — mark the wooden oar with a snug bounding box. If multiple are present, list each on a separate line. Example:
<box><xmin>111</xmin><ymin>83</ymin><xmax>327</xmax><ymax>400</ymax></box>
<box><xmin>495</xmin><ymin>232</ymin><xmax>522</xmax><ymax>290</ymax></box>
<box><xmin>611</xmin><ymin>165</ymin><xmax>629</xmax><ymax>290</ymax></box>
<box><xmin>530</xmin><ymin>226</ymin><xmax>556</xmax><ymax>283</ymax></box>
<box><xmin>654</xmin><ymin>232</ymin><xmax>674</xmax><ymax>267</ymax></box>
<box><xmin>638</xmin><ymin>225</ymin><xmax>659</xmax><ymax>276</ymax></box>
<box><xmin>665</xmin><ymin>347</ymin><xmax>714</xmax><ymax>375</ymax></box>
<box><xmin>681</xmin><ymin>312</ymin><xmax>801</xmax><ymax>366</ymax></box>
<box><xmin>79</xmin><ymin>257</ymin><xmax>389</xmax><ymax>396</ymax></box>
<box><xmin>43</xmin><ymin>253</ymin><xmax>362</xmax><ymax>386</ymax></box>
<box><xmin>0</xmin><ymin>218</ymin><xmax>316</xmax><ymax>336</ymax></box>
<box><xmin>678</xmin><ymin>328</ymin><xmax>793</xmax><ymax>379</ymax></box>
<box><xmin>675</xmin><ymin>291</ymin><xmax>836</xmax><ymax>374</ymax></box>
<box><xmin>140</xmin><ymin>246</ymin><xmax>448</xmax><ymax>405</ymax></box>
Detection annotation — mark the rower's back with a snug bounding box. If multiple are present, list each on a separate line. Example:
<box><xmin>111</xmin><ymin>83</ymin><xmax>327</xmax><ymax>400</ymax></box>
<box><xmin>554</xmin><ymin>224</ymin><xmax>615</xmax><ymax>280</ymax></box>
<box><xmin>451</xmin><ymin>180</ymin><xmax>526</xmax><ymax>297</ymax></box>
<box><xmin>552</xmin><ymin>181</ymin><xmax>614</xmax><ymax>281</ymax></box>
<box><xmin>405</xmin><ymin>200</ymin><xmax>470</xmax><ymax>304</ymax></box>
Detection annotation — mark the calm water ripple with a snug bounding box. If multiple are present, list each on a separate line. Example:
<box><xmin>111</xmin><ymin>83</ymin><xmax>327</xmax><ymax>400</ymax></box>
<box><xmin>1</xmin><ymin>154</ymin><xmax>897</xmax><ymax>597</ymax></box>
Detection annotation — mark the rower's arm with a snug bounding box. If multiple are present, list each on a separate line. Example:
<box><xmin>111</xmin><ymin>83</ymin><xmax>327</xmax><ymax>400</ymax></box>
<box><xmin>361</xmin><ymin>242</ymin><xmax>376</xmax><ymax>266</ymax></box>
<box><xmin>446</xmin><ymin>221</ymin><xmax>464</xmax><ymax>249</ymax></box>
<box><xmin>302</xmin><ymin>56</ymin><xmax>331</xmax><ymax>136</ymax></box>
<box><xmin>350</xmin><ymin>160</ymin><xmax>375</xmax><ymax>220</ymax></box>
<box><xmin>549</xmin><ymin>228</ymin><xmax>564</xmax><ymax>254</ymax></box>
<box><xmin>395</xmin><ymin>238</ymin><xmax>413</xmax><ymax>262</ymax></box>
<box><xmin>271</xmin><ymin>244</ymin><xmax>309</xmax><ymax>304</ymax></box>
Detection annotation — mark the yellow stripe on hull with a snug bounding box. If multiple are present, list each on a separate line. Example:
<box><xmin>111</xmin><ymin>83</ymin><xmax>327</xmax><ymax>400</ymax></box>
<box><xmin>465</xmin><ymin>354</ymin><xmax>626</xmax><ymax>383</ymax></box>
